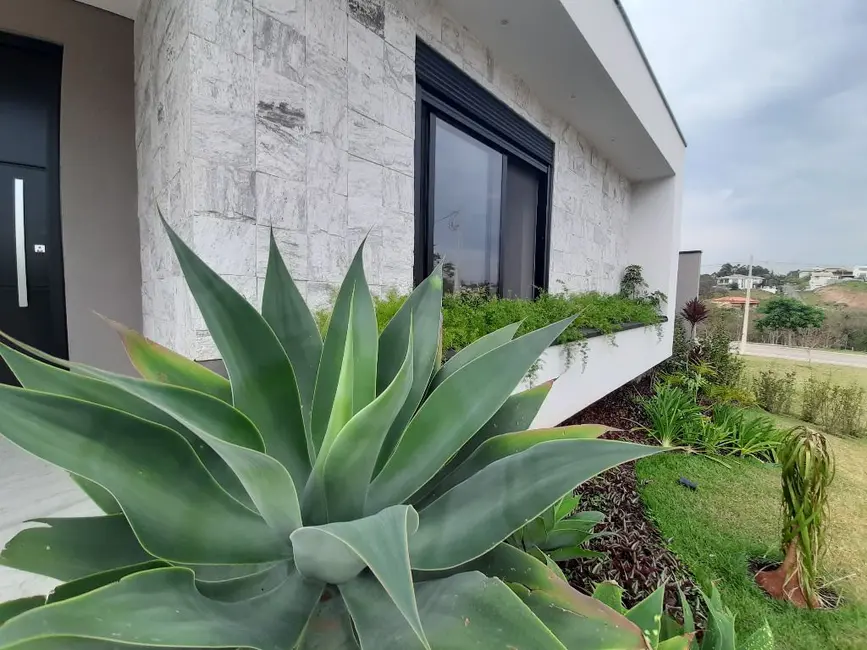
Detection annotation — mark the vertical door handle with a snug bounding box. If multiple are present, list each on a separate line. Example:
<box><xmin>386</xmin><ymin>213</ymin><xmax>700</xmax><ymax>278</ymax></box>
<box><xmin>14</xmin><ymin>178</ymin><xmax>28</xmax><ymax>308</ymax></box>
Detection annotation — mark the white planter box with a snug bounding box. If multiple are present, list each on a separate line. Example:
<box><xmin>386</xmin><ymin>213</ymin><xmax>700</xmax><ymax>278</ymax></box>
<box><xmin>521</xmin><ymin>320</ymin><xmax>673</xmax><ymax>429</ymax></box>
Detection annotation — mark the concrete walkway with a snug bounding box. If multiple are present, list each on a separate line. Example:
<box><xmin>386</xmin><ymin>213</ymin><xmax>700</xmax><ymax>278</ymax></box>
<box><xmin>738</xmin><ymin>343</ymin><xmax>867</xmax><ymax>369</ymax></box>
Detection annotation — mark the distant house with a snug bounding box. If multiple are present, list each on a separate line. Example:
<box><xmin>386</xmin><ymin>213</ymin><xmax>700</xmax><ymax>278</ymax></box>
<box><xmin>808</xmin><ymin>267</ymin><xmax>854</xmax><ymax>291</ymax></box>
<box><xmin>716</xmin><ymin>274</ymin><xmax>763</xmax><ymax>290</ymax></box>
<box><xmin>854</xmin><ymin>266</ymin><xmax>867</xmax><ymax>280</ymax></box>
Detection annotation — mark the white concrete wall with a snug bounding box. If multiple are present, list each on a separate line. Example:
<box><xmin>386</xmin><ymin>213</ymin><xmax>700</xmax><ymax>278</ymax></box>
<box><xmin>135</xmin><ymin>0</ymin><xmax>635</xmax><ymax>360</ymax></box>
<box><xmin>523</xmin><ymin>324</ymin><xmax>672</xmax><ymax>429</ymax></box>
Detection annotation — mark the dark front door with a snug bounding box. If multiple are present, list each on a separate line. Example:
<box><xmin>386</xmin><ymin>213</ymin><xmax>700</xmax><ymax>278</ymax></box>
<box><xmin>0</xmin><ymin>35</ymin><xmax>66</xmax><ymax>386</ymax></box>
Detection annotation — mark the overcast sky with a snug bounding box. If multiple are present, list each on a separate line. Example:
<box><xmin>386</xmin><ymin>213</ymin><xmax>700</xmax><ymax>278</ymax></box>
<box><xmin>621</xmin><ymin>0</ymin><xmax>867</xmax><ymax>274</ymax></box>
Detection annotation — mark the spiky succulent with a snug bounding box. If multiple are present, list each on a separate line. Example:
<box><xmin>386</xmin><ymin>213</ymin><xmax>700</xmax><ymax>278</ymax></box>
<box><xmin>0</xmin><ymin>221</ymin><xmax>663</xmax><ymax>649</ymax></box>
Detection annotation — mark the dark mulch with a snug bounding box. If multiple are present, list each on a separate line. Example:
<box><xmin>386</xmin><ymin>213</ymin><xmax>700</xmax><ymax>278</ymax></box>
<box><xmin>560</xmin><ymin>374</ymin><xmax>705</xmax><ymax>624</ymax></box>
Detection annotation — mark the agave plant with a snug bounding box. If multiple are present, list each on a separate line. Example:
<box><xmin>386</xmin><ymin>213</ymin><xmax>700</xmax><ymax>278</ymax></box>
<box><xmin>592</xmin><ymin>581</ymin><xmax>775</xmax><ymax>650</ymax></box>
<box><xmin>0</xmin><ymin>221</ymin><xmax>664</xmax><ymax>648</ymax></box>
<box><xmin>508</xmin><ymin>493</ymin><xmax>608</xmax><ymax>579</ymax></box>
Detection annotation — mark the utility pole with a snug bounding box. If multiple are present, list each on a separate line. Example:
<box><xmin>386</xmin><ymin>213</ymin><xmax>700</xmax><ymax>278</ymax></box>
<box><xmin>739</xmin><ymin>255</ymin><xmax>753</xmax><ymax>355</ymax></box>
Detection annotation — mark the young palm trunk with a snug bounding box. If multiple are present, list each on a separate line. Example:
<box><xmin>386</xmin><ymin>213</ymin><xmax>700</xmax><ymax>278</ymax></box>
<box><xmin>755</xmin><ymin>539</ymin><xmax>818</xmax><ymax>608</ymax></box>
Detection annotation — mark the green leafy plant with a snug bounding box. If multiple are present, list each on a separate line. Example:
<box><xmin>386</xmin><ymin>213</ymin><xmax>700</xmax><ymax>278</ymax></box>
<box><xmin>641</xmin><ymin>384</ymin><xmax>704</xmax><ymax>447</ymax></box>
<box><xmin>713</xmin><ymin>407</ymin><xmax>783</xmax><ymax>462</ymax></box>
<box><xmin>752</xmin><ymin>368</ymin><xmax>797</xmax><ymax>415</ymax></box>
<box><xmin>704</xmin><ymin>384</ymin><xmax>757</xmax><ymax>407</ymax></box>
<box><xmin>591</xmin><ymin>581</ymin><xmax>775</xmax><ymax>649</ymax></box>
<box><xmin>317</xmin><ymin>287</ymin><xmax>661</xmax><ymax>362</ymax></box>
<box><xmin>508</xmin><ymin>492</ymin><xmax>608</xmax><ymax>578</ymax></box>
<box><xmin>691</xmin><ymin>416</ymin><xmax>733</xmax><ymax>456</ymax></box>
<box><xmin>661</xmin><ymin>362</ymin><xmax>717</xmax><ymax>399</ymax></box>
<box><xmin>756</xmin><ymin>427</ymin><xmax>835</xmax><ymax>608</ymax></box>
<box><xmin>0</xmin><ymin>222</ymin><xmax>666</xmax><ymax>649</ymax></box>
<box><xmin>693</xmin><ymin>316</ymin><xmax>745</xmax><ymax>388</ymax></box>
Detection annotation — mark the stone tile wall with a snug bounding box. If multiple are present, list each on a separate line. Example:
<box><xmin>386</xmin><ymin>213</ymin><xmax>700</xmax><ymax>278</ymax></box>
<box><xmin>135</xmin><ymin>0</ymin><xmax>631</xmax><ymax>359</ymax></box>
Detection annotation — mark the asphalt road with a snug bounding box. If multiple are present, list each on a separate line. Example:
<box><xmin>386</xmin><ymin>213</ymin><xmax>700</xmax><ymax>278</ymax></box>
<box><xmin>738</xmin><ymin>343</ymin><xmax>867</xmax><ymax>369</ymax></box>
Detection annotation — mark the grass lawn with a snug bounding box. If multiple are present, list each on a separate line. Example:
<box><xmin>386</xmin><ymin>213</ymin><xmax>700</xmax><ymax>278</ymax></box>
<box><xmin>636</xmin><ymin>439</ymin><xmax>867</xmax><ymax>650</ymax></box>
<box><xmin>742</xmin><ymin>356</ymin><xmax>867</xmax><ymax>394</ymax></box>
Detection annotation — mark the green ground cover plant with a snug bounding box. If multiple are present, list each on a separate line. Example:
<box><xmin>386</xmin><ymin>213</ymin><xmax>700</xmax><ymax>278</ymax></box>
<box><xmin>316</xmin><ymin>289</ymin><xmax>662</xmax><ymax>357</ymax></box>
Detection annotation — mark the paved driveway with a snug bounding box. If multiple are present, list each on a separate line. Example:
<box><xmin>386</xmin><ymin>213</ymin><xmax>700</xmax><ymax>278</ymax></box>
<box><xmin>0</xmin><ymin>437</ymin><xmax>98</xmax><ymax>600</ymax></box>
<box><xmin>739</xmin><ymin>343</ymin><xmax>867</xmax><ymax>369</ymax></box>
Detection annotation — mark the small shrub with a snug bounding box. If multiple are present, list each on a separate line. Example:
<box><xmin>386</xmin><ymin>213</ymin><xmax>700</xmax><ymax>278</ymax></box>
<box><xmin>753</xmin><ymin>368</ymin><xmax>797</xmax><ymax>414</ymax></box>
<box><xmin>705</xmin><ymin>384</ymin><xmax>757</xmax><ymax>407</ymax></box>
<box><xmin>694</xmin><ymin>317</ymin><xmax>744</xmax><ymax>388</ymax></box>
<box><xmin>821</xmin><ymin>383</ymin><xmax>866</xmax><ymax>438</ymax></box>
<box><xmin>692</xmin><ymin>416</ymin><xmax>733</xmax><ymax>455</ymax></box>
<box><xmin>641</xmin><ymin>384</ymin><xmax>703</xmax><ymax>447</ymax></box>
<box><xmin>800</xmin><ymin>373</ymin><xmax>832</xmax><ymax>424</ymax></box>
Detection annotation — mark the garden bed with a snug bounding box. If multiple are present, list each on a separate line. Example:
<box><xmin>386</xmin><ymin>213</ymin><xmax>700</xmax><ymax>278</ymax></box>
<box><xmin>559</xmin><ymin>379</ymin><xmax>704</xmax><ymax>620</ymax></box>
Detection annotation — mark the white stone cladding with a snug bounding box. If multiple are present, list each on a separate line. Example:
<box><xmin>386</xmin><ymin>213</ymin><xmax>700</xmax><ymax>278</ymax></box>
<box><xmin>135</xmin><ymin>0</ymin><xmax>632</xmax><ymax>359</ymax></box>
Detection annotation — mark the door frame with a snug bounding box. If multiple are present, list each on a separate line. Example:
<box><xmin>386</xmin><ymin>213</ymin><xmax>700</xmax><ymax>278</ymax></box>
<box><xmin>0</xmin><ymin>31</ymin><xmax>68</xmax><ymax>361</ymax></box>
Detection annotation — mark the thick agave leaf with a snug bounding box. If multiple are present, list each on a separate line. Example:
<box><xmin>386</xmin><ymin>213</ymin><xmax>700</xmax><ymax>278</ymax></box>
<box><xmin>375</xmin><ymin>268</ymin><xmax>443</xmax><ymax>472</ymax></box>
<box><xmin>700</xmin><ymin>586</ymin><xmax>736</xmax><ymax>650</ymax></box>
<box><xmin>0</xmin><ymin>388</ymin><xmax>290</xmax><ymax>565</ymax></box>
<box><xmin>340</xmin><ymin>572</ymin><xmax>566</xmax><ymax>650</ymax></box>
<box><xmin>47</xmin><ymin>562</ymin><xmax>167</xmax><ymax>604</ymax></box>
<box><xmin>88</xmin><ymin>374</ymin><xmax>302</xmax><ymax>538</ymax></box>
<box><xmin>293</xmin><ymin>506</ymin><xmax>425</xmax><ymax>647</ymax></box>
<box><xmin>70</xmin><ymin>476</ymin><xmax>121</xmax><ymax>515</ymax></box>
<box><xmin>419</xmin><ymin>425</ymin><xmax>610</xmax><ymax>505</ymax></box>
<box><xmin>0</xmin><ymin>598</ymin><xmax>44</xmax><ymax>626</ymax></box>
<box><xmin>367</xmin><ymin>317</ymin><xmax>577</xmax><ymax>512</ymax></box>
<box><xmin>462</xmin><ymin>544</ymin><xmax>647</xmax><ymax>644</ymax></box>
<box><xmin>0</xmin><ymin>341</ymin><xmax>250</xmax><ymax>508</ymax></box>
<box><xmin>99</xmin><ymin>318</ymin><xmax>231</xmax><ymax>403</ymax></box>
<box><xmin>0</xmin><ymin>516</ymin><xmax>150</xmax><ymax>582</ymax></box>
<box><xmin>513</xmin><ymin>585</ymin><xmax>649</xmax><ymax>650</ymax></box>
<box><xmin>312</xmin><ymin>327</ymin><xmax>414</xmax><ymax>523</ymax></box>
<box><xmin>195</xmin><ymin>561</ymin><xmax>294</xmax><ymax>603</ymax></box>
<box><xmin>410</xmin><ymin>440</ymin><xmax>661</xmax><ymax>571</ymax></box>
<box><xmin>163</xmin><ymin>219</ymin><xmax>311</xmax><ymax>492</ymax></box>
<box><xmin>297</xmin><ymin>596</ymin><xmax>360</xmax><ymax>649</ymax></box>
<box><xmin>626</xmin><ymin>585</ymin><xmax>666</xmax><ymax>647</ymax></box>
<box><xmin>416</xmin><ymin>382</ymin><xmax>553</xmax><ymax>501</ymax></box>
<box><xmin>262</xmin><ymin>231</ymin><xmax>323</xmax><ymax>438</ymax></box>
<box><xmin>311</xmin><ymin>247</ymin><xmax>378</xmax><ymax>455</ymax></box>
<box><xmin>428</xmin><ymin>322</ymin><xmax>521</xmax><ymax>391</ymax></box>
<box><xmin>0</xmin><ymin>568</ymin><xmax>323</xmax><ymax>649</ymax></box>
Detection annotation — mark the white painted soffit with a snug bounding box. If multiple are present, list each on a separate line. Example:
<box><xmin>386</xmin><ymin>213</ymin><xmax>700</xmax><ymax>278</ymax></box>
<box><xmin>74</xmin><ymin>0</ymin><xmax>140</xmax><ymax>20</ymax></box>
<box><xmin>440</xmin><ymin>0</ymin><xmax>685</xmax><ymax>181</ymax></box>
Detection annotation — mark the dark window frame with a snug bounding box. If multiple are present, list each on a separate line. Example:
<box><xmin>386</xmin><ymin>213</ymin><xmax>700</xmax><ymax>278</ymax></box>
<box><xmin>414</xmin><ymin>40</ymin><xmax>554</xmax><ymax>297</ymax></box>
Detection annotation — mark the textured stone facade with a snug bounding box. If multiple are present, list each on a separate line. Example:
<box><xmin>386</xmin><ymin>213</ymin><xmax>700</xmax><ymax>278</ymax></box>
<box><xmin>135</xmin><ymin>0</ymin><xmax>631</xmax><ymax>359</ymax></box>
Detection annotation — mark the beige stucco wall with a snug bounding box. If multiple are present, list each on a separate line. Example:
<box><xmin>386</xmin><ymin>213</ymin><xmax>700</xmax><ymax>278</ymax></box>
<box><xmin>0</xmin><ymin>0</ymin><xmax>139</xmax><ymax>374</ymax></box>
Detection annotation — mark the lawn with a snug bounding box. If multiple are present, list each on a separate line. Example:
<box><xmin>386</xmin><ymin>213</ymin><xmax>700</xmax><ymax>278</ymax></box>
<box><xmin>636</xmin><ymin>434</ymin><xmax>867</xmax><ymax>650</ymax></box>
<box><xmin>742</xmin><ymin>355</ymin><xmax>867</xmax><ymax>394</ymax></box>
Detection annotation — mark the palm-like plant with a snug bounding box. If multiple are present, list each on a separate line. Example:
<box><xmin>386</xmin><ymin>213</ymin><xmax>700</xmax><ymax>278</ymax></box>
<box><xmin>680</xmin><ymin>298</ymin><xmax>709</xmax><ymax>339</ymax></box>
<box><xmin>757</xmin><ymin>427</ymin><xmax>835</xmax><ymax>609</ymax></box>
<box><xmin>0</xmin><ymin>220</ymin><xmax>667</xmax><ymax>648</ymax></box>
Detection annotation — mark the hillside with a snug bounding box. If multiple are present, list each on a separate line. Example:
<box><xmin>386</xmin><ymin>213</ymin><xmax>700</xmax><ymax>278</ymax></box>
<box><xmin>813</xmin><ymin>282</ymin><xmax>867</xmax><ymax>310</ymax></box>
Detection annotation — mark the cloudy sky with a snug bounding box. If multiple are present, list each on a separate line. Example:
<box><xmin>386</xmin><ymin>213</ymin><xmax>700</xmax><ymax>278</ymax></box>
<box><xmin>621</xmin><ymin>0</ymin><xmax>867</xmax><ymax>274</ymax></box>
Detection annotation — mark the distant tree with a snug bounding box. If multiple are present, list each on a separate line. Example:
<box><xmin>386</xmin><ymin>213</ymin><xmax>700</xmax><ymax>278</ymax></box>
<box><xmin>716</xmin><ymin>263</ymin><xmax>734</xmax><ymax>277</ymax></box>
<box><xmin>699</xmin><ymin>274</ymin><xmax>717</xmax><ymax>298</ymax></box>
<box><xmin>681</xmin><ymin>298</ymin><xmax>710</xmax><ymax>339</ymax></box>
<box><xmin>755</xmin><ymin>298</ymin><xmax>825</xmax><ymax>346</ymax></box>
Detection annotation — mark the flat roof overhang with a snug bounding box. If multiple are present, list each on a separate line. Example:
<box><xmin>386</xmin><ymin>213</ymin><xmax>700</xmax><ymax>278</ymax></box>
<box><xmin>440</xmin><ymin>0</ymin><xmax>686</xmax><ymax>181</ymax></box>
